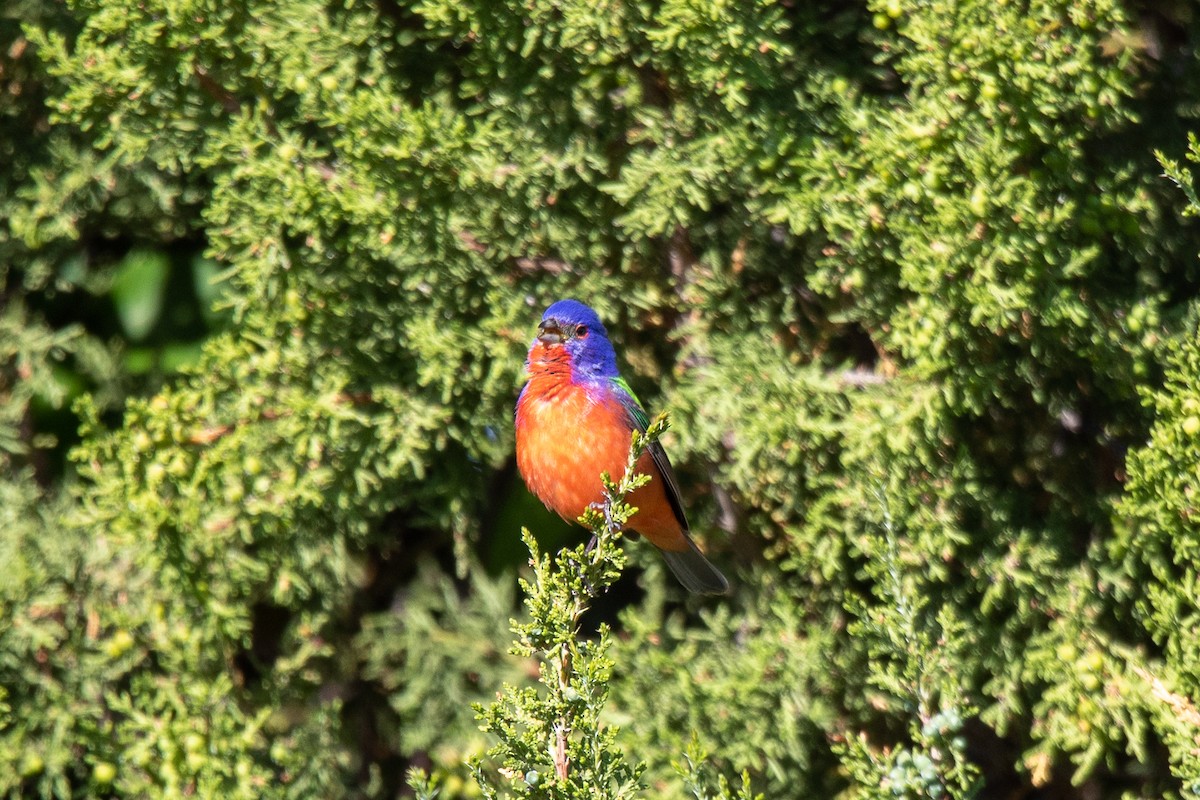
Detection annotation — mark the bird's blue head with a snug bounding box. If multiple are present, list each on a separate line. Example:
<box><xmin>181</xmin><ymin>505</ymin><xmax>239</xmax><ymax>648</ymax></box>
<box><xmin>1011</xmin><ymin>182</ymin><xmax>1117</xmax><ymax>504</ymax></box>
<box><xmin>531</xmin><ymin>299</ymin><xmax>619</xmax><ymax>383</ymax></box>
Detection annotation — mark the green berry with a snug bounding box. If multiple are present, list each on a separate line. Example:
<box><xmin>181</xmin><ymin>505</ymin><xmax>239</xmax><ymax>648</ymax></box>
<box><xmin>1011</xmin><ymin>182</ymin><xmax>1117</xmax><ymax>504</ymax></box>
<box><xmin>93</xmin><ymin>762</ymin><xmax>117</xmax><ymax>784</ymax></box>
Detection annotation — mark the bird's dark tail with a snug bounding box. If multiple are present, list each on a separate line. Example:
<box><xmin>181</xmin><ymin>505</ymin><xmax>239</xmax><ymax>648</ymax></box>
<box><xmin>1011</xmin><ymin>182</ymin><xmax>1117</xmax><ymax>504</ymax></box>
<box><xmin>660</xmin><ymin>539</ymin><xmax>729</xmax><ymax>595</ymax></box>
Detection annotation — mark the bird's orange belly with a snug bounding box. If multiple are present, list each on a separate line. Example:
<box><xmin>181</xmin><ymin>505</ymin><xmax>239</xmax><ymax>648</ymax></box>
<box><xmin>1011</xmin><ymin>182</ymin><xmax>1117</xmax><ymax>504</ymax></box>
<box><xmin>516</xmin><ymin>384</ymin><xmax>684</xmax><ymax>548</ymax></box>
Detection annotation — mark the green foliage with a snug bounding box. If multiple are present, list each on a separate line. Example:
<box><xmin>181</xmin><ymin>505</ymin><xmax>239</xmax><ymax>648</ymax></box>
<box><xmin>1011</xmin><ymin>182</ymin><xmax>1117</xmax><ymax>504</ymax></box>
<box><xmin>610</xmin><ymin>576</ymin><xmax>841</xmax><ymax>798</ymax></box>
<box><xmin>469</xmin><ymin>418</ymin><xmax>761</xmax><ymax>799</ymax></box>
<box><xmin>473</xmin><ymin>419</ymin><xmax>667</xmax><ymax>799</ymax></box>
<box><xmin>1119</xmin><ymin>315</ymin><xmax>1200</xmax><ymax>686</ymax></box>
<box><xmin>4</xmin><ymin>0</ymin><xmax>1200</xmax><ymax>797</ymax></box>
<box><xmin>359</xmin><ymin>563</ymin><xmax>529</xmax><ymax>777</ymax></box>
<box><xmin>1113</xmin><ymin>136</ymin><xmax>1200</xmax><ymax>790</ymax></box>
<box><xmin>673</xmin><ymin>738</ymin><xmax>762</xmax><ymax>800</ymax></box>
<box><xmin>838</xmin><ymin>492</ymin><xmax>979</xmax><ymax>799</ymax></box>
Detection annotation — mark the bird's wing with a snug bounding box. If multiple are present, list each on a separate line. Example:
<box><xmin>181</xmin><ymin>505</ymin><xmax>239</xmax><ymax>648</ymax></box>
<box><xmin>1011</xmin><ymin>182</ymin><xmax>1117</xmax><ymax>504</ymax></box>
<box><xmin>609</xmin><ymin>376</ymin><xmax>690</xmax><ymax>532</ymax></box>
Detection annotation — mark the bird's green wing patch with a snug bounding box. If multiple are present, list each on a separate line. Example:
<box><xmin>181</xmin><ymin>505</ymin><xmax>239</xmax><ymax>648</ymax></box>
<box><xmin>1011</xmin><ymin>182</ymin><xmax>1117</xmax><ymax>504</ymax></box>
<box><xmin>609</xmin><ymin>376</ymin><xmax>689</xmax><ymax>532</ymax></box>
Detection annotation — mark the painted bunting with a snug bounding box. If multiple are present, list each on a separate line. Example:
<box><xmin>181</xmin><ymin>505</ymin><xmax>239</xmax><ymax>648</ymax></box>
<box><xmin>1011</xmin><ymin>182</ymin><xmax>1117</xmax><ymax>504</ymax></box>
<box><xmin>515</xmin><ymin>299</ymin><xmax>729</xmax><ymax>594</ymax></box>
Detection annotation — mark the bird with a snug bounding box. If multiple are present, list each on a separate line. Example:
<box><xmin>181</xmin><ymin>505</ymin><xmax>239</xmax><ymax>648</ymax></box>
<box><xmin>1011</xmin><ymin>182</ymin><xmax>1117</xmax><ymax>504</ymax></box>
<box><xmin>514</xmin><ymin>299</ymin><xmax>729</xmax><ymax>595</ymax></box>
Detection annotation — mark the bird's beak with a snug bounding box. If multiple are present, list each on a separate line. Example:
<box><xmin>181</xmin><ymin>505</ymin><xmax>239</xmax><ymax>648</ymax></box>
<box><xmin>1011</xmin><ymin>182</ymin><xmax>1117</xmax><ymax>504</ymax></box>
<box><xmin>537</xmin><ymin>318</ymin><xmax>565</xmax><ymax>345</ymax></box>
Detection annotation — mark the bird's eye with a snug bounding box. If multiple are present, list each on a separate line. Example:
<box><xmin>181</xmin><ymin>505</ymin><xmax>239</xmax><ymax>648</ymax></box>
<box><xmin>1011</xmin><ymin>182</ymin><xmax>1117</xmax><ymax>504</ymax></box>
<box><xmin>575</xmin><ymin>324</ymin><xmax>589</xmax><ymax>338</ymax></box>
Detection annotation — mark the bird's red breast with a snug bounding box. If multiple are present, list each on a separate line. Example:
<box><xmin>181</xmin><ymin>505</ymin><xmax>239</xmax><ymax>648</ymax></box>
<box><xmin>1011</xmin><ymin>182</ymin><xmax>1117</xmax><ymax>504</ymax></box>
<box><xmin>515</xmin><ymin>345</ymin><xmax>689</xmax><ymax>552</ymax></box>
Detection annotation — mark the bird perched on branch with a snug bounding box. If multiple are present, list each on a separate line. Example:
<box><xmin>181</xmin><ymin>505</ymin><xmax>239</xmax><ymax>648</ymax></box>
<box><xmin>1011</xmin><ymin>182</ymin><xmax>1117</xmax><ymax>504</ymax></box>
<box><xmin>515</xmin><ymin>299</ymin><xmax>728</xmax><ymax>595</ymax></box>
